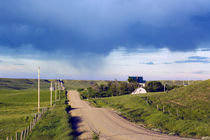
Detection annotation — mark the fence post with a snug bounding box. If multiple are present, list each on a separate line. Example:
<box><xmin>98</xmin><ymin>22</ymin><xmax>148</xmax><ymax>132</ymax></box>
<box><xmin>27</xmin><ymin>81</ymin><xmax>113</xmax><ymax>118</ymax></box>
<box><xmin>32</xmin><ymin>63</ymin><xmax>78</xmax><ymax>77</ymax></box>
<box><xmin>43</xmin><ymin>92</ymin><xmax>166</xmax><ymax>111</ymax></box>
<box><xmin>168</xmin><ymin>109</ymin><xmax>171</xmax><ymax>115</ymax></box>
<box><xmin>16</xmin><ymin>132</ymin><xmax>18</xmax><ymax>140</ymax></box>
<box><xmin>30</xmin><ymin>122</ymin><xmax>32</xmax><ymax>131</ymax></box>
<box><xmin>27</xmin><ymin>126</ymin><xmax>29</xmax><ymax>135</ymax></box>
<box><xmin>20</xmin><ymin>131</ymin><xmax>23</xmax><ymax>140</ymax></box>
<box><xmin>176</xmin><ymin>108</ymin><xmax>179</xmax><ymax>117</ymax></box>
<box><xmin>6</xmin><ymin>136</ymin><xmax>8</xmax><ymax>140</ymax></box>
<box><xmin>23</xmin><ymin>128</ymin><xmax>26</xmax><ymax>139</ymax></box>
<box><xmin>156</xmin><ymin>104</ymin><xmax>159</xmax><ymax>110</ymax></box>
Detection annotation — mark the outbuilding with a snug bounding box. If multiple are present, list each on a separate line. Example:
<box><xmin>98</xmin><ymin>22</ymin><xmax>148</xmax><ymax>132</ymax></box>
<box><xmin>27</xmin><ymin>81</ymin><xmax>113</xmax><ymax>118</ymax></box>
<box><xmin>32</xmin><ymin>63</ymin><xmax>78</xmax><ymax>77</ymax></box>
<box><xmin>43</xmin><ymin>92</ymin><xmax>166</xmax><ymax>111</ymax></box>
<box><xmin>131</xmin><ymin>87</ymin><xmax>147</xmax><ymax>94</ymax></box>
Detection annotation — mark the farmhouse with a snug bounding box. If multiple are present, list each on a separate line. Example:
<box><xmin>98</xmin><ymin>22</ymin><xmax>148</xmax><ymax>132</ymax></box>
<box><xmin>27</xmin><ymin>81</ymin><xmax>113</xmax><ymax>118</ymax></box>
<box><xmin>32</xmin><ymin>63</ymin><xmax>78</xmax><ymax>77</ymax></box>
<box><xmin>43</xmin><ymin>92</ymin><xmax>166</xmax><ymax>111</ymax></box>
<box><xmin>128</xmin><ymin>76</ymin><xmax>146</xmax><ymax>87</ymax></box>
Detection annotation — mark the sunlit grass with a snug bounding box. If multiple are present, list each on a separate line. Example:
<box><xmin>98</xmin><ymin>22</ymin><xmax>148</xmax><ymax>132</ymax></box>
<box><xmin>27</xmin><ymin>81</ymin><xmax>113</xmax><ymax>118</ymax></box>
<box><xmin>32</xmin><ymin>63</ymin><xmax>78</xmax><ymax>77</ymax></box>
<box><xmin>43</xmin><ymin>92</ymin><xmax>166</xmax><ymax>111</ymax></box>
<box><xmin>0</xmin><ymin>89</ymin><xmax>55</xmax><ymax>139</ymax></box>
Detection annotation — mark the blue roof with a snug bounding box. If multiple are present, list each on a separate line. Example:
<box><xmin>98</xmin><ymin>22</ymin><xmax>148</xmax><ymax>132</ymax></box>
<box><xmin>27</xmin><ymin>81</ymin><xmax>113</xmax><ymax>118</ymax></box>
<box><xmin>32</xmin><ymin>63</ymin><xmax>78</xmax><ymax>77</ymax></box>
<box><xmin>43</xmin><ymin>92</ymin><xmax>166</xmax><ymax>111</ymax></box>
<box><xmin>129</xmin><ymin>76</ymin><xmax>146</xmax><ymax>83</ymax></box>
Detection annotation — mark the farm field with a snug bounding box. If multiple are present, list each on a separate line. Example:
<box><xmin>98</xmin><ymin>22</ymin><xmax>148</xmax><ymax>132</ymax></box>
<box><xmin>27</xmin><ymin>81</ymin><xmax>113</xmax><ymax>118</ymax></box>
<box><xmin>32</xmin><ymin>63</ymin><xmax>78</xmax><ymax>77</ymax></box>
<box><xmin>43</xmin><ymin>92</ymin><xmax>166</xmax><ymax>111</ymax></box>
<box><xmin>89</xmin><ymin>80</ymin><xmax>210</xmax><ymax>138</ymax></box>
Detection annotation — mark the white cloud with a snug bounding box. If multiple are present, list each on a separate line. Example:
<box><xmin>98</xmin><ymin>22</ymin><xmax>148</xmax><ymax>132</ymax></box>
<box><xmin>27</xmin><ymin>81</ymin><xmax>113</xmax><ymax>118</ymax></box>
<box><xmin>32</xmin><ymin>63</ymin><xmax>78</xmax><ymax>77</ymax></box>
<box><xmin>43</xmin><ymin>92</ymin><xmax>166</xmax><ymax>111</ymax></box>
<box><xmin>101</xmin><ymin>47</ymin><xmax>210</xmax><ymax>80</ymax></box>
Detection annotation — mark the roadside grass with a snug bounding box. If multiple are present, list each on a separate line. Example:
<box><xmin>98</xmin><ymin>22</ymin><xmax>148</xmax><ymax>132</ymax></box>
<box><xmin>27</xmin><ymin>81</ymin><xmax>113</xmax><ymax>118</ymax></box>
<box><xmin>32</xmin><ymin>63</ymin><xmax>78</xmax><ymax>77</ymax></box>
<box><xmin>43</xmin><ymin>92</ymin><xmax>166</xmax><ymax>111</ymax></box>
<box><xmin>27</xmin><ymin>91</ymin><xmax>73</xmax><ymax>140</ymax></box>
<box><xmin>92</xmin><ymin>131</ymin><xmax>100</xmax><ymax>140</ymax></box>
<box><xmin>89</xmin><ymin>80</ymin><xmax>210</xmax><ymax>138</ymax></box>
<box><xmin>0</xmin><ymin>89</ymin><xmax>54</xmax><ymax>139</ymax></box>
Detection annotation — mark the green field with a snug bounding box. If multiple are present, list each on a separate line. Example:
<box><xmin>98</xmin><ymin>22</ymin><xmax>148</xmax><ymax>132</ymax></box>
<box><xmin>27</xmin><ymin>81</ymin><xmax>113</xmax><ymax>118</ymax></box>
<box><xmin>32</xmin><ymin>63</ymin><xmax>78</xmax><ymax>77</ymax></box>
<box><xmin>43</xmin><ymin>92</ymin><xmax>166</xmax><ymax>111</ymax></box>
<box><xmin>0</xmin><ymin>78</ymin><xmax>51</xmax><ymax>90</ymax></box>
<box><xmin>89</xmin><ymin>80</ymin><xmax>210</xmax><ymax>138</ymax></box>
<box><xmin>0</xmin><ymin>78</ymin><xmax>62</xmax><ymax>139</ymax></box>
<box><xmin>63</xmin><ymin>80</ymin><xmax>109</xmax><ymax>90</ymax></box>
<box><xmin>0</xmin><ymin>89</ymin><xmax>55</xmax><ymax>139</ymax></box>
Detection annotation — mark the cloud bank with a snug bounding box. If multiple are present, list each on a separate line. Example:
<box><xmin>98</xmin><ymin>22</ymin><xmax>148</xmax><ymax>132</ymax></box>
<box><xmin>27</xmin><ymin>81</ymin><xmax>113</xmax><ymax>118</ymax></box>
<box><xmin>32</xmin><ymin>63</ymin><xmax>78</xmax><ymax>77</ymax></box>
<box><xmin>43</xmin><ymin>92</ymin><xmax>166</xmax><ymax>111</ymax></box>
<box><xmin>1</xmin><ymin>0</ymin><xmax>210</xmax><ymax>56</ymax></box>
<box><xmin>1</xmin><ymin>0</ymin><xmax>210</xmax><ymax>80</ymax></box>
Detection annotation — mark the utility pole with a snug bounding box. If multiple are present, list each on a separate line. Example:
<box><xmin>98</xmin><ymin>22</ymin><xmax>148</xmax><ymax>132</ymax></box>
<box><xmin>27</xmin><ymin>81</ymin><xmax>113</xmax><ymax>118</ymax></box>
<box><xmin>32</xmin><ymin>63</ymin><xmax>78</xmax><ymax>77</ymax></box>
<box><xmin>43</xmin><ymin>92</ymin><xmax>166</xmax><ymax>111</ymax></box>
<box><xmin>50</xmin><ymin>81</ymin><xmax>53</xmax><ymax>107</ymax></box>
<box><xmin>164</xmin><ymin>84</ymin><xmax>166</xmax><ymax>92</ymax></box>
<box><xmin>38</xmin><ymin>67</ymin><xmax>40</xmax><ymax>113</ymax></box>
<box><xmin>59</xmin><ymin>81</ymin><xmax>61</xmax><ymax>101</ymax></box>
<box><xmin>55</xmin><ymin>81</ymin><xmax>57</xmax><ymax>103</ymax></box>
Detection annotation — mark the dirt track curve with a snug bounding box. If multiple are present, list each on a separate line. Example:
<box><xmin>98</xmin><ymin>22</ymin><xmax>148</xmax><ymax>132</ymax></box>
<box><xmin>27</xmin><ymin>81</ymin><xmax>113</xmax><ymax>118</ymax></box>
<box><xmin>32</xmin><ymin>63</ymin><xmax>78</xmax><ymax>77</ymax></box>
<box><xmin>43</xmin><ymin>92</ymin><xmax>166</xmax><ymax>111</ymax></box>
<box><xmin>68</xmin><ymin>90</ymin><xmax>195</xmax><ymax>140</ymax></box>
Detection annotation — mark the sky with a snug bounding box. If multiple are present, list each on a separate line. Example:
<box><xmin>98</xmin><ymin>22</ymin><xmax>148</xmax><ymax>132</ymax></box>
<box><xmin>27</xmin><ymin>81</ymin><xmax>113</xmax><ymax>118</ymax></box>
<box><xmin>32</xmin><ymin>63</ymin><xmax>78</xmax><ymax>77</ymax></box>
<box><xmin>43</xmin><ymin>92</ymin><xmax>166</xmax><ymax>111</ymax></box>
<box><xmin>0</xmin><ymin>0</ymin><xmax>210</xmax><ymax>80</ymax></box>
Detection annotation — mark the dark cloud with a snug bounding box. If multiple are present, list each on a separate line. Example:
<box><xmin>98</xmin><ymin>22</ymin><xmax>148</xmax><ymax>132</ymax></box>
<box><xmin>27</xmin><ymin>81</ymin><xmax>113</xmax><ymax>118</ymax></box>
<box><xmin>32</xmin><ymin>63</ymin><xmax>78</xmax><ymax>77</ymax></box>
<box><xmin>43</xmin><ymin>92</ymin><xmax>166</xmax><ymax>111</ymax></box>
<box><xmin>1</xmin><ymin>0</ymin><xmax>210</xmax><ymax>57</ymax></box>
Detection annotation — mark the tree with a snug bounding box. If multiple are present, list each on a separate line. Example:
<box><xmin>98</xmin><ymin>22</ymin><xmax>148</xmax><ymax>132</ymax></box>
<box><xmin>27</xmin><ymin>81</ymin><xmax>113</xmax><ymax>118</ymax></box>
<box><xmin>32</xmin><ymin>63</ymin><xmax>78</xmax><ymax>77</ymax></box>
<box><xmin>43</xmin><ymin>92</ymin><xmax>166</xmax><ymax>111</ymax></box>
<box><xmin>146</xmin><ymin>81</ymin><xmax>164</xmax><ymax>92</ymax></box>
<box><xmin>128</xmin><ymin>77</ymin><xmax>136</xmax><ymax>83</ymax></box>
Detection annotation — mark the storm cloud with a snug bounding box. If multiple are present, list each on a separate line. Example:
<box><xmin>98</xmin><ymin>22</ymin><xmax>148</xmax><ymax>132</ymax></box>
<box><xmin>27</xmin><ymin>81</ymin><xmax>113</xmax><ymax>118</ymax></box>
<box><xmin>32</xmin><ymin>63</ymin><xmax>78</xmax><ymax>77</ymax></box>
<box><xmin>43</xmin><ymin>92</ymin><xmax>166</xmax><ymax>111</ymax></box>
<box><xmin>1</xmin><ymin>0</ymin><xmax>210</xmax><ymax>57</ymax></box>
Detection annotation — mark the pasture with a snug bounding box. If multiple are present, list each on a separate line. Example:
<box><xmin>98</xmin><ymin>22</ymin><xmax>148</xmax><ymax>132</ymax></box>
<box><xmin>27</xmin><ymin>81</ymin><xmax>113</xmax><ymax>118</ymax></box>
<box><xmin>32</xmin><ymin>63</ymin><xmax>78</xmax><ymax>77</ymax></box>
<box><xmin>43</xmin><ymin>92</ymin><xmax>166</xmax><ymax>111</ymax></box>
<box><xmin>0</xmin><ymin>89</ymin><xmax>54</xmax><ymax>139</ymax></box>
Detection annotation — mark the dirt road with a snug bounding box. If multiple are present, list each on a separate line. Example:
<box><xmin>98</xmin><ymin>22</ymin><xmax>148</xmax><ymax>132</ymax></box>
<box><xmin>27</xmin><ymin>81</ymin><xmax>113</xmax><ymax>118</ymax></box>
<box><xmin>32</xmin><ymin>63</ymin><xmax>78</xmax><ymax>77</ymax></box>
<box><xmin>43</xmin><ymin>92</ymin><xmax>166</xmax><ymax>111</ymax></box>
<box><xmin>68</xmin><ymin>90</ymin><xmax>194</xmax><ymax>140</ymax></box>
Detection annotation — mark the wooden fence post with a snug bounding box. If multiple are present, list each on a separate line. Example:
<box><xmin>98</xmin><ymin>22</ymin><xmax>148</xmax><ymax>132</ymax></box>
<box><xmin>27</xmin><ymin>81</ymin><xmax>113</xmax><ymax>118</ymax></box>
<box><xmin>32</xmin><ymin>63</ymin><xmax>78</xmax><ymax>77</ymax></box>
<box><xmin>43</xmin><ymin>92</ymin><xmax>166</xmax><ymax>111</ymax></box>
<box><xmin>6</xmin><ymin>136</ymin><xmax>8</xmax><ymax>140</ymax></box>
<box><xmin>27</xmin><ymin>126</ymin><xmax>29</xmax><ymax>135</ymax></box>
<box><xmin>168</xmin><ymin>109</ymin><xmax>171</xmax><ymax>115</ymax></box>
<box><xmin>20</xmin><ymin>131</ymin><xmax>23</xmax><ymax>140</ymax></box>
<box><xmin>16</xmin><ymin>132</ymin><xmax>18</xmax><ymax>140</ymax></box>
<box><xmin>176</xmin><ymin>108</ymin><xmax>179</xmax><ymax>117</ymax></box>
<box><xmin>23</xmin><ymin>128</ymin><xmax>26</xmax><ymax>139</ymax></box>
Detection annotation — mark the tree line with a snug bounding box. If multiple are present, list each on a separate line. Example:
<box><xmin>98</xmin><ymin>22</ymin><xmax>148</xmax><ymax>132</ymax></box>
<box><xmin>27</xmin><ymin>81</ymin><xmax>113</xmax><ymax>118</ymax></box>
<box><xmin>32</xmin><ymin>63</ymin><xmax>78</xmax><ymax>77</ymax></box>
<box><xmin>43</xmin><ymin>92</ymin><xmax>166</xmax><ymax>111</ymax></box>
<box><xmin>78</xmin><ymin>81</ymin><xmax>139</xmax><ymax>99</ymax></box>
<box><xmin>78</xmin><ymin>80</ymin><xmax>180</xmax><ymax>99</ymax></box>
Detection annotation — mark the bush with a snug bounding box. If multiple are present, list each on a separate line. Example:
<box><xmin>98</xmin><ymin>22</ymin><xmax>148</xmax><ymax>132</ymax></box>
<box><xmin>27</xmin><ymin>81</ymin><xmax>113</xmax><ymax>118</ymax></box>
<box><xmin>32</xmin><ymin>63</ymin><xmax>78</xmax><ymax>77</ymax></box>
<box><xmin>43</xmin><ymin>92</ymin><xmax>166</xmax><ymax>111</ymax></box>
<box><xmin>146</xmin><ymin>81</ymin><xmax>164</xmax><ymax>92</ymax></box>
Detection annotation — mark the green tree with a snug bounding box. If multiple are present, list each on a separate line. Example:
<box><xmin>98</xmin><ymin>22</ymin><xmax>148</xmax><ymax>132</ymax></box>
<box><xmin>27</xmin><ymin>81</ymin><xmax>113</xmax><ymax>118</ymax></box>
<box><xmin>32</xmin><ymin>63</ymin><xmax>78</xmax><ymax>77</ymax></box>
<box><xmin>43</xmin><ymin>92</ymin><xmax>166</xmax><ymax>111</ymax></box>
<box><xmin>146</xmin><ymin>81</ymin><xmax>164</xmax><ymax>92</ymax></box>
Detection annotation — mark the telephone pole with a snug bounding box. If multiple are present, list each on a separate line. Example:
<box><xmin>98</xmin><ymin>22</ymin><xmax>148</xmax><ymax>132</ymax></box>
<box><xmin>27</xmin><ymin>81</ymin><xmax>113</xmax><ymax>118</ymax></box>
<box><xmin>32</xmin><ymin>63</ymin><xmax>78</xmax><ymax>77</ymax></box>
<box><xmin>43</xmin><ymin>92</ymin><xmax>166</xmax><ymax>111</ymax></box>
<box><xmin>58</xmin><ymin>81</ymin><xmax>61</xmax><ymax>101</ymax></box>
<box><xmin>164</xmin><ymin>84</ymin><xmax>166</xmax><ymax>92</ymax></box>
<box><xmin>50</xmin><ymin>81</ymin><xmax>53</xmax><ymax>107</ymax></box>
<box><xmin>55</xmin><ymin>81</ymin><xmax>57</xmax><ymax>103</ymax></box>
<box><xmin>38</xmin><ymin>67</ymin><xmax>40</xmax><ymax>113</ymax></box>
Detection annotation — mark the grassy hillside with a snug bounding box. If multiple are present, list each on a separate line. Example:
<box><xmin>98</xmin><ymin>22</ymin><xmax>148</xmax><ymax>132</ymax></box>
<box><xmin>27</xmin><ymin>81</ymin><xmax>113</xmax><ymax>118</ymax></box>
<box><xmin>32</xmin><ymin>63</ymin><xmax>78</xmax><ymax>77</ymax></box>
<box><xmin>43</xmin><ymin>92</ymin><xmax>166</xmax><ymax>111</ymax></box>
<box><xmin>89</xmin><ymin>80</ymin><xmax>210</xmax><ymax>138</ymax></box>
<box><xmin>27</xmin><ymin>91</ymin><xmax>73</xmax><ymax>140</ymax></box>
<box><xmin>0</xmin><ymin>78</ymin><xmax>74</xmax><ymax>139</ymax></box>
<box><xmin>0</xmin><ymin>89</ymin><xmax>54</xmax><ymax>139</ymax></box>
<box><xmin>0</xmin><ymin>78</ymin><xmax>50</xmax><ymax>90</ymax></box>
<box><xmin>63</xmin><ymin>80</ymin><xmax>108</xmax><ymax>90</ymax></box>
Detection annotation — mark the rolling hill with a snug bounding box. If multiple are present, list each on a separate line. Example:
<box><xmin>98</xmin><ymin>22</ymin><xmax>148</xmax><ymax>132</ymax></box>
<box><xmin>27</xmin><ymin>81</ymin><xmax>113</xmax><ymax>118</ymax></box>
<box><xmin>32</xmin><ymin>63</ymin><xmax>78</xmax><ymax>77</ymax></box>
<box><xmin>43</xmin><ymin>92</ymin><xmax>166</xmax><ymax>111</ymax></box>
<box><xmin>90</xmin><ymin>79</ymin><xmax>210</xmax><ymax>138</ymax></box>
